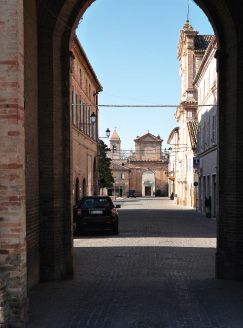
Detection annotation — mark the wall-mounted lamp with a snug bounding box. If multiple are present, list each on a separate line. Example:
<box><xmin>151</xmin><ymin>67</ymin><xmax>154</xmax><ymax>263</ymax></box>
<box><xmin>99</xmin><ymin>128</ymin><xmax>111</xmax><ymax>139</ymax></box>
<box><xmin>90</xmin><ymin>112</ymin><xmax>96</xmax><ymax>123</ymax></box>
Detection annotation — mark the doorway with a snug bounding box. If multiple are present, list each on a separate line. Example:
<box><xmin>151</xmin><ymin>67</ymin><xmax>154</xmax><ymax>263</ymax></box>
<box><xmin>145</xmin><ymin>186</ymin><xmax>152</xmax><ymax>196</ymax></box>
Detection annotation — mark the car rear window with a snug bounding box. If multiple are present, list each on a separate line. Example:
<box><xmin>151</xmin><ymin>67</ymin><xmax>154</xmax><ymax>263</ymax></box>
<box><xmin>81</xmin><ymin>198</ymin><xmax>112</xmax><ymax>208</ymax></box>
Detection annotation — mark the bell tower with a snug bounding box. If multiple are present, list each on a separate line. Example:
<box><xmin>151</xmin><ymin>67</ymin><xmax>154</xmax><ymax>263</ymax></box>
<box><xmin>110</xmin><ymin>130</ymin><xmax>121</xmax><ymax>160</ymax></box>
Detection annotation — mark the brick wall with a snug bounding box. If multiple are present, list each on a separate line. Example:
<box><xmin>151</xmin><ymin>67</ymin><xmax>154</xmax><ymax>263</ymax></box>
<box><xmin>0</xmin><ymin>0</ymin><xmax>28</xmax><ymax>325</ymax></box>
<box><xmin>24</xmin><ymin>0</ymin><xmax>40</xmax><ymax>291</ymax></box>
<box><xmin>71</xmin><ymin>36</ymin><xmax>101</xmax><ymax>208</ymax></box>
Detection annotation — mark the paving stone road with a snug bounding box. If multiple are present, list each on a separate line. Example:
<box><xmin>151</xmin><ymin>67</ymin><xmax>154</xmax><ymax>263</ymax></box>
<box><xmin>28</xmin><ymin>198</ymin><xmax>243</xmax><ymax>328</ymax></box>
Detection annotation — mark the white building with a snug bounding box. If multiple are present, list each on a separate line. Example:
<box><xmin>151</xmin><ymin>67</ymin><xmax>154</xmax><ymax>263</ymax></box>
<box><xmin>193</xmin><ymin>35</ymin><xmax>217</xmax><ymax>218</ymax></box>
<box><xmin>167</xmin><ymin>127</ymin><xmax>179</xmax><ymax>199</ymax></box>
<box><xmin>173</xmin><ymin>20</ymin><xmax>210</xmax><ymax>208</ymax></box>
<box><xmin>169</xmin><ymin>20</ymin><xmax>217</xmax><ymax>210</ymax></box>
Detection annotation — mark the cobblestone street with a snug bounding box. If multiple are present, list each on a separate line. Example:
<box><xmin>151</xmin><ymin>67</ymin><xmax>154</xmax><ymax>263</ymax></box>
<box><xmin>28</xmin><ymin>198</ymin><xmax>243</xmax><ymax>328</ymax></box>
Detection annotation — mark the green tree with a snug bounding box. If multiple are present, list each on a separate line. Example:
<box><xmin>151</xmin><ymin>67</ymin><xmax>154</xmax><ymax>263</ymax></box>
<box><xmin>98</xmin><ymin>140</ymin><xmax>114</xmax><ymax>189</ymax></box>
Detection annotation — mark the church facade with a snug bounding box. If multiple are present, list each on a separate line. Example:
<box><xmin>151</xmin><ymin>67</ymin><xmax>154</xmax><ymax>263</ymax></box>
<box><xmin>109</xmin><ymin>131</ymin><xmax>169</xmax><ymax>197</ymax></box>
<box><xmin>129</xmin><ymin>133</ymin><xmax>169</xmax><ymax>197</ymax></box>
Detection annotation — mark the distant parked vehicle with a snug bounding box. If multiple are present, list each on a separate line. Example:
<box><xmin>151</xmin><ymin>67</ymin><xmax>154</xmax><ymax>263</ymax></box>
<box><xmin>127</xmin><ymin>190</ymin><xmax>136</xmax><ymax>198</ymax></box>
<box><xmin>75</xmin><ymin>196</ymin><xmax>120</xmax><ymax>235</ymax></box>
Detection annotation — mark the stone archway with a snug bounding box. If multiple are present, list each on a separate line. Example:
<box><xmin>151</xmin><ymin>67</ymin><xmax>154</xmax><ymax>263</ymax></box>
<box><xmin>1</xmin><ymin>0</ymin><xmax>243</xmax><ymax>326</ymax></box>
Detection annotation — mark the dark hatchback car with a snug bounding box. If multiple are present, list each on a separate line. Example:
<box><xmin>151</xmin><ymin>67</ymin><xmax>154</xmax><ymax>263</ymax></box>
<box><xmin>75</xmin><ymin>196</ymin><xmax>120</xmax><ymax>235</ymax></box>
<box><xmin>127</xmin><ymin>190</ymin><xmax>136</xmax><ymax>198</ymax></box>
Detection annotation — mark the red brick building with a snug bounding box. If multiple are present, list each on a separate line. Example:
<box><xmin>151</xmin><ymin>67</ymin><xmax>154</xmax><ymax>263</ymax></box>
<box><xmin>71</xmin><ymin>35</ymin><xmax>102</xmax><ymax>205</ymax></box>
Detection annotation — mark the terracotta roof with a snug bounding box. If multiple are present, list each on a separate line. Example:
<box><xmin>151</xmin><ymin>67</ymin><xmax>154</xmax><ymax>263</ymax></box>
<box><xmin>110</xmin><ymin>130</ymin><xmax>120</xmax><ymax>140</ymax></box>
<box><xmin>194</xmin><ymin>35</ymin><xmax>214</xmax><ymax>51</ymax></box>
<box><xmin>193</xmin><ymin>35</ymin><xmax>217</xmax><ymax>86</ymax></box>
<box><xmin>187</xmin><ymin>121</ymin><xmax>198</xmax><ymax>150</ymax></box>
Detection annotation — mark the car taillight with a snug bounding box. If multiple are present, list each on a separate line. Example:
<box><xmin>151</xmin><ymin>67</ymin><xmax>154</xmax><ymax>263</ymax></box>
<box><xmin>77</xmin><ymin>209</ymin><xmax>82</xmax><ymax>216</ymax></box>
<box><xmin>111</xmin><ymin>208</ymin><xmax>117</xmax><ymax>215</ymax></box>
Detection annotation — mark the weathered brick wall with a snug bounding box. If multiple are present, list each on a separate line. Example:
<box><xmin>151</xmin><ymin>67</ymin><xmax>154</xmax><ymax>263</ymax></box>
<box><xmin>24</xmin><ymin>0</ymin><xmax>40</xmax><ymax>291</ymax></box>
<box><xmin>0</xmin><ymin>0</ymin><xmax>28</xmax><ymax>325</ymax></box>
<box><xmin>0</xmin><ymin>273</ymin><xmax>9</xmax><ymax>328</ymax></box>
<box><xmin>72</xmin><ymin>128</ymin><xmax>98</xmax><ymax>200</ymax></box>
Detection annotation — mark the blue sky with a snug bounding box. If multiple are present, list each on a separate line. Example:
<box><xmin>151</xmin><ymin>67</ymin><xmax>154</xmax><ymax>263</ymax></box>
<box><xmin>76</xmin><ymin>0</ymin><xmax>213</xmax><ymax>151</ymax></box>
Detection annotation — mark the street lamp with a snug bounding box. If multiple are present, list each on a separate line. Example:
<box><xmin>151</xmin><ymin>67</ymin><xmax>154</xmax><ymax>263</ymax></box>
<box><xmin>99</xmin><ymin>128</ymin><xmax>111</xmax><ymax>139</ymax></box>
<box><xmin>90</xmin><ymin>112</ymin><xmax>96</xmax><ymax>123</ymax></box>
<box><xmin>105</xmin><ymin>128</ymin><xmax>110</xmax><ymax>138</ymax></box>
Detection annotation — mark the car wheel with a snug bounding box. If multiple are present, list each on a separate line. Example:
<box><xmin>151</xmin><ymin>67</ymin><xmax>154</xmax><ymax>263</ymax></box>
<box><xmin>112</xmin><ymin>223</ymin><xmax>119</xmax><ymax>235</ymax></box>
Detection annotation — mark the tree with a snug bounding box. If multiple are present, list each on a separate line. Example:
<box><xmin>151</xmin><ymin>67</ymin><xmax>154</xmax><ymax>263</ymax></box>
<box><xmin>98</xmin><ymin>140</ymin><xmax>114</xmax><ymax>190</ymax></box>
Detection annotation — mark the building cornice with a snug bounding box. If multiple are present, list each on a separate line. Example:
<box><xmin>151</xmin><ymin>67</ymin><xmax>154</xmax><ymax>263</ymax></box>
<box><xmin>73</xmin><ymin>35</ymin><xmax>103</xmax><ymax>92</ymax></box>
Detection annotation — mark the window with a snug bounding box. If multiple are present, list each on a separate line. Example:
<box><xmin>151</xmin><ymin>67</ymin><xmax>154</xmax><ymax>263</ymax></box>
<box><xmin>86</xmin><ymin>79</ymin><xmax>88</xmax><ymax>94</ymax></box>
<box><xmin>87</xmin><ymin>107</ymin><xmax>90</xmax><ymax>136</ymax></box>
<box><xmin>89</xmin><ymin>84</ymin><xmax>91</xmax><ymax>99</ymax></box>
<box><xmin>113</xmin><ymin>145</ymin><xmax>117</xmax><ymax>153</ymax></box>
<box><xmin>207</xmin><ymin>73</ymin><xmax>210</xmax><ymax>94</ymax></box>
<box><xmin>120</xmin><ymin>172</ymin><xmax>124</xmax><ymax>179</ymax></box>
<box><xmin>212</xmin><ymin>68</ymin><xmax>216</xmax><ymax>86</ymax></box>
<box><xmin>203</xmin><ymin>121</ymin><xmax>206</xmax><ymax>151</ymax></box>
<box><xmin>75</xmin><ymin>94</ymin><xmax>78</xmax><ymax>128</ymax></box>
<box><xmin>85</xmin><ymin>106</ymin><xmax>88</xmax><ymax>134</ymax></box>
<box><xmin>187</xmin><ymin>111</ymin><xmax>192</xmax><ymax>119</ymax></box>
<box><xmin>202</xmin><ymin>125</ymin><xmax>205</xmax><ymax>152</ymax></box>
<box><xmin>79</xmin><ymin>100</ymin><xmax>82</xmax><ymax>131</ymax></box>
<box><xmin>72</xmin><ymin>91</ymin><xmax>75</xmax><ymax>125</ymax></box>
<box><xmin>93</xmin><ymin>113</ymin><xmax>97</xmax><ymax>141</ymax></box>
<box><xmin>80</xmin><ymin>102</ymin><xmax>84</xmax><ymax>132</ymax></box>
<box><xmin>80</xmin><ymin>69</ymin><xmax>82</xmax><ymax>87</ymax></box>
<box><xmin>207</xmin><ymin>116</ymin><xmax>210</xmax><ymax>148</ymax></box>
<box><xmin>90</xmin><ymin>111</ymin><xmax>93</xmax><ymax>139</ymax></box>
<box><xmin>212</xmin><ymin>115</ymin><xmax>216</xmax><ymax>144</ymax></box>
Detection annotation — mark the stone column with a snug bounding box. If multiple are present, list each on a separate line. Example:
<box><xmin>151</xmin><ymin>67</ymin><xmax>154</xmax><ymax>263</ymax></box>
<box><xmin>216</xmin><ymin>41</ymin><xmax>243</xmax><ymax>280</ymax></box>
<box><xmin>0</xmin><ymin>0</ymin><xmax>28</xmax><ymax>326</ymax></box>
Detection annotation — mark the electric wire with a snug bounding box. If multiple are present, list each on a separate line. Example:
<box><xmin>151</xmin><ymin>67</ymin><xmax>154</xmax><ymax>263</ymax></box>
<box><xmin>73</xmin><ymin>104</ymin><xmax>217</xmax><ymax>108</ymax></box>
